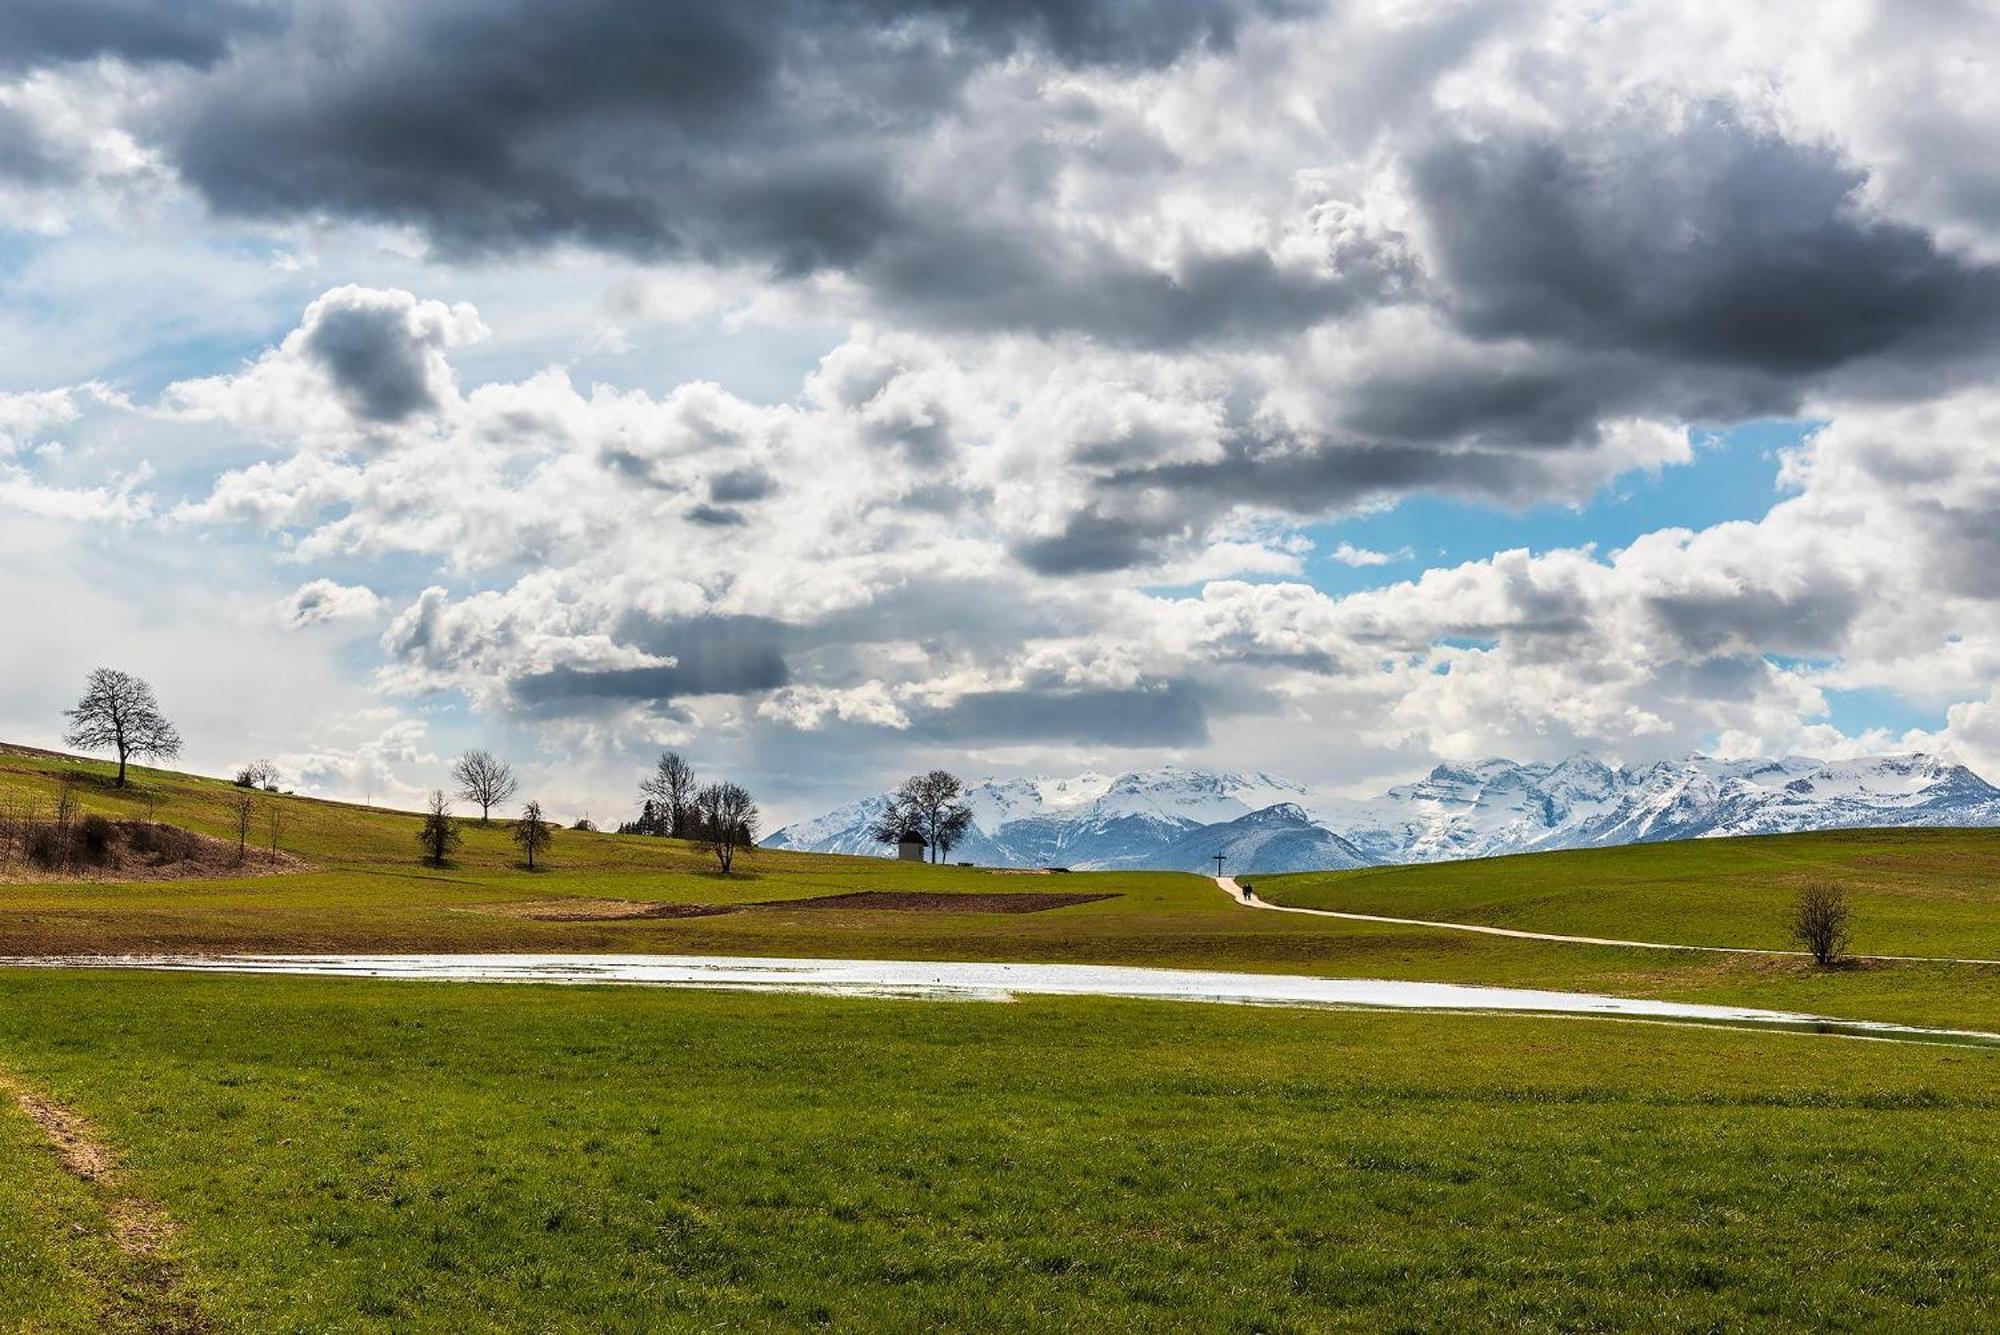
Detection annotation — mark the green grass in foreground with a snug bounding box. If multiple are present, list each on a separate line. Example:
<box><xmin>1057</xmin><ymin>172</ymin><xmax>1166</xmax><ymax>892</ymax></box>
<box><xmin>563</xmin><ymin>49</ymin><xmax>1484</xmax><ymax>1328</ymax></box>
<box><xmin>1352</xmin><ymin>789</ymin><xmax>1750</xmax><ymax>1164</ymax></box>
<box><xmin>1259</xmin><ymin>828</ymin><xmax>2000</xmax><ymax>957</ymax></box>
<box><xmin>0</xmin><ymin>1086</ymin><xmax>131</xmax><ymax>1332</ymax></box>
<box><xmin>4</xmin><ymin>746</ymin><xmax>1999</xmax><ymax>1034</ymax></box>
<box><xmin>0</xmin><ymin>970</ymin><xmax>1996</xmax><ymax>1332</ymax></box>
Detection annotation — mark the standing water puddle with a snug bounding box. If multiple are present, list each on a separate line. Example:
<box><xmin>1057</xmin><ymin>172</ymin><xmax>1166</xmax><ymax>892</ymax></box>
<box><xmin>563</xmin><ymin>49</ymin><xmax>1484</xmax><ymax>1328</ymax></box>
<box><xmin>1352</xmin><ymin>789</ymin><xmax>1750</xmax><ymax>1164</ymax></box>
<box><xmin>1</xmin><ymin>954</ymin><xmax>1994</xmax><ymax>1047</ymax></box>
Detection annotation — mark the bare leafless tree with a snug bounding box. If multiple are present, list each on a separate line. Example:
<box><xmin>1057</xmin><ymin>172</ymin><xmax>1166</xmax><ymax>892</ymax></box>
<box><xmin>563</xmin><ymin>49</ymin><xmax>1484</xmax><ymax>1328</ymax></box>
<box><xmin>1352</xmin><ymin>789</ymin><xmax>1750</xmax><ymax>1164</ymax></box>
<box><xmin>693</xmin><ymin>782</ymin><xmax>758</xmax><ymax>874</ymax></box>
<box><xmin>417</xmin><ymin>789</ymin><xmax>462</xmax><ymax>866</ymax></box>
<box><xmin>870</xmin><ymin>769</ymin><xmax>974</xmax><ymax>864</ymax></box>
<box><xmin>63</xmin><ymin>668</ymin><xmax>182</xmax><ymax>788</ymax></box>
<box><xmin>268</xmin><ymin>800</ymin><xmax>284</xmax><ymax>856</ymax></box>
<box><xmin>451</xmin><ymin>749</ymin><xmax>519</xmax><ymax>824</ymax></box>
<box><xmin>1790</xmin><ymin>881</ymin><xmax>1852</xmax><ymax>967</ymax></box>
<box><xmin>235</xmin><ymin>759</ymin><xmax>278</xmax><ymax>789</ymax></box>
<box><xmin>512</xmin><ymin>800</ymin><xmax>556</xmax><ymax>870</ymax></box>
<box><xmin>639</xmin><ymin>751</ymin><xmax>698</xmax><ymax>838</ymax></box>
<box><xmin>232</xmin><ymin>793</ymin><xmax>255</xmax><ymax>863</ymax></box>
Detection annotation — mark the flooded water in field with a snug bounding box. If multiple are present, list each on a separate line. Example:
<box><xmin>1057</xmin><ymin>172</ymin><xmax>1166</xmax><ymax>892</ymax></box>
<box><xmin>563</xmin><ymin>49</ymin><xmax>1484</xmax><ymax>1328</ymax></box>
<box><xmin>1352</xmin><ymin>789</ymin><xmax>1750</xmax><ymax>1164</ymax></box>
<box><xmin>3</xmin><ymin>952</ymin><xmax>1995</xmax><ymax>1046</ymax></box>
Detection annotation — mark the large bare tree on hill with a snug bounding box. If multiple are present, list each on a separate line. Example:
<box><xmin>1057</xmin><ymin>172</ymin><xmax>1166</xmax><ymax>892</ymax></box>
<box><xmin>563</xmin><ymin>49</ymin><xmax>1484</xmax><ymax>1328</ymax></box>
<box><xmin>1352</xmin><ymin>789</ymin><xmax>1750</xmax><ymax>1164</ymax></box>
<box><xmin>452</xmin><ymin>749</ymin><xmax>518</xmax><ymax>824</ymax></box>
<box><xmin>63</xmin><ymin>667</ymin><xmax>182</xmax><ymax>788</ymax></box>
<box><xmin>639</xmin><ymin>751</ymin><xmax>698</xmax><ymax>837</ymax></box>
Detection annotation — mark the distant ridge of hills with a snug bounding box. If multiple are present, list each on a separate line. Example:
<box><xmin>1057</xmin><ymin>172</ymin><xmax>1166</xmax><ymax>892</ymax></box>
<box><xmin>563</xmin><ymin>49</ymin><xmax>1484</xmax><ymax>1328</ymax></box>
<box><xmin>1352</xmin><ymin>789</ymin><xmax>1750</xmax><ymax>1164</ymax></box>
<box><xmin>764</xmin><ymin>752</ymin><xmax>2000</xmax><ymax>873</ymax></box>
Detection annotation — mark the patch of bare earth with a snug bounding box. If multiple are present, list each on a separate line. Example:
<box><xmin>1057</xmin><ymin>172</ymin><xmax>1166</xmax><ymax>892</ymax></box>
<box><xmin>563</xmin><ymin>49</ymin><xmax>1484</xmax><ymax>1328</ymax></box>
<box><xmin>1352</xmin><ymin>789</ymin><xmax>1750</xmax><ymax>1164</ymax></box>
<box><xmin>0</xmin><ymin>820</ymin><xmax>312</xmax><ymax>886</ymax></box>
<box><xmin>759</xmin><ymin>890</ymin><xmax>1119</xmax><ymax>914</ymax></box>
<box><xmin>462</xmin><ymin>898</ymin><xmax>741</xmax><ymax>922</ymax></box>
<box><xmin>0</xmin><ymin>1069</ymin><xmax>207</xmax><ymax>1331</ymax></box>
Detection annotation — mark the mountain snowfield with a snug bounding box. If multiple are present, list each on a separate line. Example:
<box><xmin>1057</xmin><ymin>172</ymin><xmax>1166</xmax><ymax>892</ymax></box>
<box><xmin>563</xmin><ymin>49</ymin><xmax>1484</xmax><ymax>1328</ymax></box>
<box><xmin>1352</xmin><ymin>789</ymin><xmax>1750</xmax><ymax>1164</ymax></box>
<box><xmin>763</xmin><ymin>753</ymin><xmax>2000</xmax><ymax>873</ymax></box>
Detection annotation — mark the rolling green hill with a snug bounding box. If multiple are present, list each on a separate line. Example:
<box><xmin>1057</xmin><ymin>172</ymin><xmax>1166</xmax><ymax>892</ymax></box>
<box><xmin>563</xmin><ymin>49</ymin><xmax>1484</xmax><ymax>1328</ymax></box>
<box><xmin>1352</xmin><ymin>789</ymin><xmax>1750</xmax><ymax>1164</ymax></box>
<box><xmin>2</xmin><ymin>742</ymin><xmax>1999</xmax><ymax>1033</ymax></box>
<box><xmin>1258</xmin><ymin>828</ymin><xmax>2000</xmax><ymax>959</ymax></box>
<box><xmin>3</xmin><ymin>744</ymin><xmax>2000</xmax><ymax>1330</ymax></box>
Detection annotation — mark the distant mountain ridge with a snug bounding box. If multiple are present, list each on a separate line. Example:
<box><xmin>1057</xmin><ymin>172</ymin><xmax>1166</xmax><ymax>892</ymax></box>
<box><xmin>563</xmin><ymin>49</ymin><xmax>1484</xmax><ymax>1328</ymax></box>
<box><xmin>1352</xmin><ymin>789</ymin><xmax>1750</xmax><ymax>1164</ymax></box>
<box><xmin>763</xmin><ymin>752</ymin><xmax>2000</xmax><ymax>873</ymax></box>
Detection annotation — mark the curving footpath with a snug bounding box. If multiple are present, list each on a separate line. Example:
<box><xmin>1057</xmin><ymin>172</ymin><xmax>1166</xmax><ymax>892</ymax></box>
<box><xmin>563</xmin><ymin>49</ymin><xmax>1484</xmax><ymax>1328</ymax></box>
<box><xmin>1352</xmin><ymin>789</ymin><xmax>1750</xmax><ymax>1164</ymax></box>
<box><xmin>1212</xmin><ymin>876</ymin><xmax>2000</xmax><ymax>968</ymax></box>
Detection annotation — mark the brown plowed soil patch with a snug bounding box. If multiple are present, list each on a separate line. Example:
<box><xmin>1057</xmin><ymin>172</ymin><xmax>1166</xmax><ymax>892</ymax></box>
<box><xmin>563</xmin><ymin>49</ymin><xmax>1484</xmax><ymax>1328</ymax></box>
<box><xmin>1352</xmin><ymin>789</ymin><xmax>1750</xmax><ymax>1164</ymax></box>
<box><xmin>757</xmin><ymin>890</ymin><xmax>1119</xmax><ymax>914</ymax></box>
<box><xmin>463</xmin><ymin>898</ymin><xmax>741</xmax><ymax>922</ymax></box>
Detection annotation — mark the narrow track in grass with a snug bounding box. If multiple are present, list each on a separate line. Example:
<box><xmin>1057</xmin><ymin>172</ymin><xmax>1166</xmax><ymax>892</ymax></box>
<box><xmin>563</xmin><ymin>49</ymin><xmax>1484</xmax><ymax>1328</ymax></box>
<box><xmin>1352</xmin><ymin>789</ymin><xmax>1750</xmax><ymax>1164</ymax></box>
<box><xmin>1215</xmin><ymin>876</ymin><xmax>2000</xmax><ymax>967</ymax></box>
<box><xmin>0</xmin><ymin>1068</ymin><xmax>206</xmax><ymax>1332</ymax></box>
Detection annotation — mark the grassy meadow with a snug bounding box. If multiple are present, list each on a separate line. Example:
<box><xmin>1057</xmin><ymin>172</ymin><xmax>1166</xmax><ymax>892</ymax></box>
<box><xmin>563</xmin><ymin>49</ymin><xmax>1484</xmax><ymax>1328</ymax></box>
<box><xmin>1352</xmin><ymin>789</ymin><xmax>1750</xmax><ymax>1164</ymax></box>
<box><xmin>3</xmin><ymin>744</ymin><xmax>1999</xmax><ymax>1329</ymax></box>
<box><xmin>1</xmin><ymin>744</ymin><xmax>1996</xmax><ymax>1033</ymax></box>
<box><xmin>1259</xmin><ymin>828</ymin><xmax>2000</xmax><ymax>958</ymax></box>
<box><xmin>0</xmin><ymin>969</ymin><xmax>1996</xmax><ymax>1332</ymax></box>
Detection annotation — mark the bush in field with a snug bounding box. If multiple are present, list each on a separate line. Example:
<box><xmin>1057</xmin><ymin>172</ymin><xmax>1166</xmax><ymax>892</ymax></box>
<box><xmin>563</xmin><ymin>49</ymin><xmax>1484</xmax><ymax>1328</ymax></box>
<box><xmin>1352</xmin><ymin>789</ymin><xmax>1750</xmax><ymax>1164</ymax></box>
<box><xmin>417</xmin><ymin>790</ymin><xmax>462</xmax><ymax>866</ymax></box>
<box><xmin>24</xmin><ymin>824</ymin><xmax>66</xmax><ymax>869</ymax></box>
<box><xmin>77</xmin><ymin>815</ymin><xmax>115</xmax><ymax>863</ymax></box>
<box><xmin>512</xmin><ymin>800</ymin><xmax>555</xmax><ymax>870</ymax></box>
<box><xmin>1790</xmin><ymin>882</ymin><xmax>1852</xmax><ymax>967</ymax></box>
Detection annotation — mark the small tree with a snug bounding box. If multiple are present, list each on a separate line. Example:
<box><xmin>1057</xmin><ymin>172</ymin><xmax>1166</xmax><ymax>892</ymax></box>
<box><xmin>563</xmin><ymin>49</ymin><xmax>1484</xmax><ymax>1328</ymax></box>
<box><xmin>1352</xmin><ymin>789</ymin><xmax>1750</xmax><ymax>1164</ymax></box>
<box><xmin>267</xmin><ymin>800</ymin><xmax>284</xmax><ymax>856</ymax></box>
<box><xmin>693</xmin><ymin>781</ymin><xmax>758</xmax><ymax>874</ymax></box>
<box><xmin>512</xmin><ymin>800</ymin><xmax>555</xmax><ymax>870</ymax></box>
<box><xmin>235</xmin><ymin>759</ymin><xmax>278</xmax><ymax>790</ymax></box>
<box><xmin>639</xmin><ymin>751</ymin><xmax>698</xmax><ymax>838</ymax></box>
<box><xmin>232</xmin><ymin>793</ymin><xmax>254</xmax><ymax>863</ymax></box>
<box><xmin>417</xmin><ymin>789</ymin><xmax>462</xmax><ymax>866</ymax></box>
<box><xmin>1790</xmin><ymin>881</ymin><xmax>1852</xmax><ymax>967</ymax></box>
<box><xmin>63</xmin><ymin>668</ymin><xmax>182</xmax><ymax>788</ymax></box>
<box><xmin>451</xmin><ymin>749</ymin><xmax>518</xmax><ymax>824</ymax></box>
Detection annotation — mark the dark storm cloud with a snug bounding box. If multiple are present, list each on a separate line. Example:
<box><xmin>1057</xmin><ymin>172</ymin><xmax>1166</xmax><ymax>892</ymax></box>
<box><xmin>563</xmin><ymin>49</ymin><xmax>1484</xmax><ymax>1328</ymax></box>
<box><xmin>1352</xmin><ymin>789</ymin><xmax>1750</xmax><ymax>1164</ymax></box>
<box><xmin>0</xmin><ymin>106</ymin><xmax>68</xmax><ymax>185</ymax></box>
<box><xmin>916</xmin><ymin>681</ymin><xmax>1210</xmax><ymax>746</ymax></box>
<box><xmin>511</xmin><ymin>615</ymin><xmax>793</xmax><ymax>710</ymax></box>
<box><xmin>302</xmin><ymin>298</ymin><xmax>439</xmax><ymax>423</ymax></box>
<box><xmin>1011</xmin><ymin>510</ymin><xmax>1169</xmax><ymax>575</ymax></box>
<box><xmin>1411</xmin><ymin>113</ymin><xmax>2000</xmax><ymax>374</ymax></box>
<box><xmin>707</xmin><ymin>466</ymin><xmax>778</xmax><ymax>504</ymax></box>
<box><xmin>685</xmin><ymin>503</ymin><xmax>747</xmax><ymax>527</ymax></box>
<box><xmin>1644</xmin><ymin>581</ymin><xmax>1864</xmax><ymax>659</ymax></box>
<box><xmin>0</xmin><ymin>0</ymin><xmax>274</xmax><ymax>71</ymax></box>
<box><xmin>144</xmin><ymin>0</ymin><xmax>1352</xmax><ymax>345</ymax></box>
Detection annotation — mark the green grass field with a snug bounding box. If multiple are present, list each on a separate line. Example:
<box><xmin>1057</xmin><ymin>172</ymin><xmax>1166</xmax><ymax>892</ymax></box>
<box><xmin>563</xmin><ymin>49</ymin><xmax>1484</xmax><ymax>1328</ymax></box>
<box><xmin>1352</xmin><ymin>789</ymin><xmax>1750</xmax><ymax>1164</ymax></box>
<box><xmin>1259</xmin><ymin>829</ymin><xmax>2000</xmax><ymax>958</ymax></box>
<box><xmin>2</xmin><ymin>745</ymin><xmax>1997</xmax><ymax>1033</ymax></box>
<box><xmin>3</xmin><ymin>744</ymin><xmax>1999</xmax><ymax>1329</ymax></box>
<box><xmin>0</xmin><ymin>970</ymin><xmax>1996</xmax><ymax>1332</ymax></box>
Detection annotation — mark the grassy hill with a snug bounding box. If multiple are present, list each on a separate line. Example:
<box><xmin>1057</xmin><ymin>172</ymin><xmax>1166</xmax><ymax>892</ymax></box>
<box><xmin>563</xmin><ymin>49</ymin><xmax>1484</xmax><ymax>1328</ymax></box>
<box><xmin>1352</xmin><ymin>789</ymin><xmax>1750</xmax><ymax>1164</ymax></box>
<box><xmin>1257</xmin><ymin>829</ymin><xmax>2000</xmax><ymax>959</ymax></box>
<box><xmin>3</xmin><ymin>745</ymin><xmax>1999</xmax><ymax>1330</ymax></box>
<box><xmin>2</xmin><ymin>743</ymin><xmax>1999</xmax><ymax>1033</ymax></box>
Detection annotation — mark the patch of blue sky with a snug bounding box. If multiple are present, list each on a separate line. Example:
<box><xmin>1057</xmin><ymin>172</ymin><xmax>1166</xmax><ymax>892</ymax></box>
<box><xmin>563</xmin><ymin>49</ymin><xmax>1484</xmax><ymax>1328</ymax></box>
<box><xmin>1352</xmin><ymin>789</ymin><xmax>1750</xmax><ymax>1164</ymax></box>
<box><xmin>1298</xmin><ymin>419</ymin><xmax>1819</xmax><ymax>596</ymax></box>
<box><xmin>1816</xmin><ymin>686</ymin><xmax>1946</xmax><ymax>739</ymax></box>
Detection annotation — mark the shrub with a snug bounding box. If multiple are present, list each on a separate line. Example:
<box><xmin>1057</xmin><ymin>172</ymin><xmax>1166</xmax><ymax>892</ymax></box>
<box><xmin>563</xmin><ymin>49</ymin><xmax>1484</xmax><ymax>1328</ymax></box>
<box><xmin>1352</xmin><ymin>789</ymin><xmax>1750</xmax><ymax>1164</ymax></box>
<box><xmin>77</xmin><ymin>814</ymin><xmax>115</xmax><ymax>863</ymax></box>
<box><xmin>24</xmin><ymin>825</ymin><xmax>65</xmax><ymax>869</ymax></box>
<box><xmin>1790</xmin><ymin>881</ymin><xmax>1852</xmax><ymax>967</ymax></box>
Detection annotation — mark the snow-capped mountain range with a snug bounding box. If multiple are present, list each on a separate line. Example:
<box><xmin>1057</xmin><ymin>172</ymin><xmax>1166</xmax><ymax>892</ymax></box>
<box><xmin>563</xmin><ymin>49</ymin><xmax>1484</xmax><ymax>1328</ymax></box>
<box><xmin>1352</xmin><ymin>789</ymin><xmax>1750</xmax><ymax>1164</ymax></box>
<box><xmin>762</xmin><ymin>753</ymin><xmax>2000</xmax><ymax>873</ymax></box>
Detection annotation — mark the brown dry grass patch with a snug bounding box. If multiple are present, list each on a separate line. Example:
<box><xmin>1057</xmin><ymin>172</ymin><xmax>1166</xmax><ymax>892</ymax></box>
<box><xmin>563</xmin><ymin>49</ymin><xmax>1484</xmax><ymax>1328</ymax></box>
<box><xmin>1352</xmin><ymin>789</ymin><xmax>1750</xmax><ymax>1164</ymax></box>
<box><xmin>757</xmin><ymin>890</ymin><xmax>1119</xmax><ymax>914</ymax></box>
<box><xmin>462</xmin><ymin>898</ymin><xmax>741</xmax><ymax>922</ymax></box>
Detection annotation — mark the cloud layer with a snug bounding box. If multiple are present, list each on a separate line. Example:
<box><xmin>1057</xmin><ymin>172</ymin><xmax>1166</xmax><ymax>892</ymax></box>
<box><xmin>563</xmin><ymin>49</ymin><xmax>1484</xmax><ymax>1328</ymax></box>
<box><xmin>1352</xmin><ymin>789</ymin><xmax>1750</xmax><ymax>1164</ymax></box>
<box><xmin>4</xmin><ymin>0</ymin><xmax>2000</xmax><ymax>816</ymax></box>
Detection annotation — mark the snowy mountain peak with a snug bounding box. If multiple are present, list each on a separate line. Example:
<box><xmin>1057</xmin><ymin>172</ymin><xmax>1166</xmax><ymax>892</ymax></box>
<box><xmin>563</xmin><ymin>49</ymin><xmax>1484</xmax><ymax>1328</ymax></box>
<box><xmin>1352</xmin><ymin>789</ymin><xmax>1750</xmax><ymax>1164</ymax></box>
<box><xmin>765</xmin><ymin>751</ymin><xmax>2000</xmax><ymax>872</ymax></box>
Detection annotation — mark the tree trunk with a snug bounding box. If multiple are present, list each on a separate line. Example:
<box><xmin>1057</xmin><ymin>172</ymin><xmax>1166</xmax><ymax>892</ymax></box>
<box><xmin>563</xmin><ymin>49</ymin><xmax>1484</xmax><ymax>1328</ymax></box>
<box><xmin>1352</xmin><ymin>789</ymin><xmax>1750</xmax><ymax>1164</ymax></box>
<box><xmin>116</xmin><ymin>748</ymin><xmax>128</xmax><ymax>788</ymax></box>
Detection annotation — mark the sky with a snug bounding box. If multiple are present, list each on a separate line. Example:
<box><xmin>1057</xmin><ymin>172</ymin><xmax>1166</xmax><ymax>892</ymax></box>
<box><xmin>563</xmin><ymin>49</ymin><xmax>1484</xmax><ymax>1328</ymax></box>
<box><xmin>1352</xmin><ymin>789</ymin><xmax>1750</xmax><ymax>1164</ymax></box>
<box><xmin>4</xmin><ymin>0</ymin><xmax>2000</xmax><ymax>828</ymax></box>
